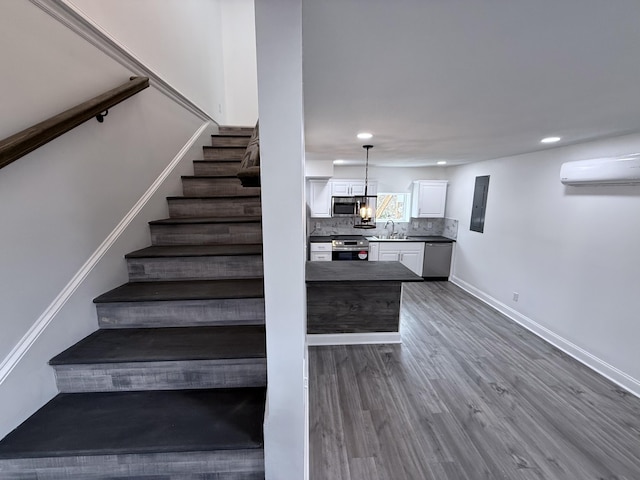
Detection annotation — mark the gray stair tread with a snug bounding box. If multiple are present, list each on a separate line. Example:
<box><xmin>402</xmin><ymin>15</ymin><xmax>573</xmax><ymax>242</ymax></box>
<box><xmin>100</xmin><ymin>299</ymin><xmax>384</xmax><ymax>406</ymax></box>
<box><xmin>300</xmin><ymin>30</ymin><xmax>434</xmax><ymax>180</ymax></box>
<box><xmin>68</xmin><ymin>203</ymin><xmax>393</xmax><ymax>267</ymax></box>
<box><xmin>0</xmin><ymin>388</ymin><xmax>265</xmax><ymax>458</ymax></box>
<box><xmin>181</xmin><ymin>175</ymin><xmax>239</xmax><ymax>179</ymax></box>
<box><xmin>50</xmin><ymin>326</ymin><xmax>266</xmax><ymax>365</ymax></box>
<box><xmin>167</xmin><ymin>195</ymin><xmax>261</xmax><ymax>200</ymax></box>
<box><xmin>211</xmin><ymin>134</ymin><xmax>251</xmax><ymax>139</ymax></box>
<box><xmin>204</xmin><ymin>146</ymin><xmax>246</xmax><ymax>149</ymax></box>
<box><xmin>149</xmin><ymin>216</ymin><xmax>262</xmax><ymax>225</ymax></box>
<box><xmin>193</xmin><ymin>159</ymin><xmax>241</xmax><ymax>164</ymax></box>
<box><xmin>126</xmin><ymin>244</ymin><xmax>263</xmax><ymax>258</ymax></box>
<box><xmin>94</xmin><ymin>279</ymin><xmax>264</xmax><ymax>303</ymax></box>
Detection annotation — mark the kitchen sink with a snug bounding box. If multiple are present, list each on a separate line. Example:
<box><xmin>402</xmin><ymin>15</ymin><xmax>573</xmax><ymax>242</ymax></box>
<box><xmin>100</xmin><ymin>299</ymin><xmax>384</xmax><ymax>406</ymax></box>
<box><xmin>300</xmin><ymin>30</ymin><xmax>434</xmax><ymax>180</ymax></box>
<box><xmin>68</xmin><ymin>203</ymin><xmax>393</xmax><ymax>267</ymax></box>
<box><xmin>368</xmin><ymin>235</ymin><xmax>412</xmax><ymax>241</ymax></box>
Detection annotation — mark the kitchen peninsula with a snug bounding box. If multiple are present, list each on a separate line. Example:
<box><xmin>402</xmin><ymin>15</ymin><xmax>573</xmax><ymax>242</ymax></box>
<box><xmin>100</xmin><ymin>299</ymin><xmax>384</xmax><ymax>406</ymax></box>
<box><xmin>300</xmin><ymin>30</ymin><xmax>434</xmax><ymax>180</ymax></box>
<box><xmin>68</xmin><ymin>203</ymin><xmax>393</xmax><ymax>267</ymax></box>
<box><xmin>306</xmin><ymin>261</ymin><xmax>422</xmax><ymax>341</ymax></box>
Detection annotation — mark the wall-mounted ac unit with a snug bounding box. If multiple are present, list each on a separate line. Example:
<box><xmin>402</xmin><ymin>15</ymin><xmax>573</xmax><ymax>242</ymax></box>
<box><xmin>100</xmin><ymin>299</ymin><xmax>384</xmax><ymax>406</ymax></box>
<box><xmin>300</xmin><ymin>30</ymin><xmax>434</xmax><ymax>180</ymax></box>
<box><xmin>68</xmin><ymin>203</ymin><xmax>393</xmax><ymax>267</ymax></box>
<box><xmin>560</xmin><ymin>154</ymin><xmax>640</xmax><ymax>185</ymax></box>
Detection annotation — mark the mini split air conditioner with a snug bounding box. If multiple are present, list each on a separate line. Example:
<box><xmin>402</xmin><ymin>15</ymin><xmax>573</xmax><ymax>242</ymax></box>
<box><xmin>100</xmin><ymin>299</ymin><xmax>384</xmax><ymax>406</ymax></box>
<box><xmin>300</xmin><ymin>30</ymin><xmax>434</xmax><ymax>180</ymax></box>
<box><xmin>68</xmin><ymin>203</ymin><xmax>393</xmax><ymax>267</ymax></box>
<box><xmin>560</xmin><ymin>154</ymin><xmax>640</xmax><ymax>185</ymax></box>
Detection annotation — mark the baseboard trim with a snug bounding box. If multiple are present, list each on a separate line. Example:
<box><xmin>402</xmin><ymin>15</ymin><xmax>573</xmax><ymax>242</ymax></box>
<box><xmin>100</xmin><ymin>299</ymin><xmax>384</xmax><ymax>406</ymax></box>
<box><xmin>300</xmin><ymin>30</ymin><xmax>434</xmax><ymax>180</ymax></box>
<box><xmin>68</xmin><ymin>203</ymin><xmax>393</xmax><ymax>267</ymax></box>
<box><xmin>0</xmin><ymin>122</ymin><xmax>212</xmax><ymax>387</ymax></box>
<box><xmin>29</xmin><ymin>0</ymin><xmax>215</xmax><ymax>123</ymax></box>
<box><xmin>450</xmin><ymin>275</ymin><xmax>640</xmax><ymax>399</ymax></box>
<box><xmin>306</xmin><ymin>332</ymin><xmax>402</xmax><ymax>346</ymax></box>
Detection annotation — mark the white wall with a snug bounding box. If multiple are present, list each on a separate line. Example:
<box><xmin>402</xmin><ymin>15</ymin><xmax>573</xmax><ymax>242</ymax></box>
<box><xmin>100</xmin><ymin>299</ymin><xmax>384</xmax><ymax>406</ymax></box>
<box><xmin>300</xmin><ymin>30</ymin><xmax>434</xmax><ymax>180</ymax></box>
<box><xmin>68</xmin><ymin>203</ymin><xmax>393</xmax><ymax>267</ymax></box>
<box><xmin>334</xmin><ymin>165</ymin><xmax>447</xmax><ymax>192</ymax></box>
<box><xmin>445</xmin><ymin>133</ymin><xmax>640</xmax><ymax>394</ymax></box>
<box><xmin>0</xmin><ymin>0</ymin><xmax>213</xmax><ymax>437</ymax></box>
<box><xmin>255</xmin><ymin>0</ymin><xmax>307</xmax><ymax>478</ymax></box>
<box><xmin>69</xmin><ymin>0</ymin><xmax>227</xmax><ymax>121</ymax></box>
<box><xmin>70</xmin><ymin>0</ymin><xmax>259</xmax><ymax>126</ymax></box>
<box><xmin>221</xmin><ymin>0</ymin><xmax>259</xmax><ymax>126</ymax></box>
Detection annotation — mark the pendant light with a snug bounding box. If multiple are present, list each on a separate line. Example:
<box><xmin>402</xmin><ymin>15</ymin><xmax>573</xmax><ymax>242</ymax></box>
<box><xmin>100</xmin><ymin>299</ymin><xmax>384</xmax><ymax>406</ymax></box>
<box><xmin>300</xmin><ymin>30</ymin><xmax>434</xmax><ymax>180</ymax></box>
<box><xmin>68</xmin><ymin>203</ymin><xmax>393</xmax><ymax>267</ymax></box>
<box><xmin>354</xmin><ymin>144</ymin><xmax>377</xmax><ymax>229</ymax></box>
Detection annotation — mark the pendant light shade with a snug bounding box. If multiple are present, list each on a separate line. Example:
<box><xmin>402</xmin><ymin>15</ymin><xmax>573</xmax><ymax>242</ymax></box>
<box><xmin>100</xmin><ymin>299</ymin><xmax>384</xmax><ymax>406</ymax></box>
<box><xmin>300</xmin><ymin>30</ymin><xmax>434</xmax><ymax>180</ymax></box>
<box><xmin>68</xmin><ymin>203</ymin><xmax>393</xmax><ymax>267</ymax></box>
<box><xmin>354</xmin><ymin>145</ymin><xmax>377</xmax><ymax>229</ymax></box>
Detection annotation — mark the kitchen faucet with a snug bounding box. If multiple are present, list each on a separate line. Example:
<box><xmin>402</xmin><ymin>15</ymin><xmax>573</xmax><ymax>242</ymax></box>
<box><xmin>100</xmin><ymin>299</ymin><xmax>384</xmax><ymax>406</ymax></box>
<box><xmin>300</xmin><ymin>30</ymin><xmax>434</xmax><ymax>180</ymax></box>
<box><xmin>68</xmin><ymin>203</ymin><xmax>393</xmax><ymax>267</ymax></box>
<box><xmin>384</xmin><ymin>220</ymin><xmax>395</xmax><ymax>238</ymax></box>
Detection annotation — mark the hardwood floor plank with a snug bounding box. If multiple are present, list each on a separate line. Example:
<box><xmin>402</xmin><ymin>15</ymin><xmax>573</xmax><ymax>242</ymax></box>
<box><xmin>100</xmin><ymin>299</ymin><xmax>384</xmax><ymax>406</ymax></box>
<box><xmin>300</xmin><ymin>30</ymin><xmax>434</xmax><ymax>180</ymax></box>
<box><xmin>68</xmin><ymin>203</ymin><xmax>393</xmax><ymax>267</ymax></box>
<box><xmin>309</xmin><ymin>281</ymin><xmax>640</xmax><ymax>480</ymax></box>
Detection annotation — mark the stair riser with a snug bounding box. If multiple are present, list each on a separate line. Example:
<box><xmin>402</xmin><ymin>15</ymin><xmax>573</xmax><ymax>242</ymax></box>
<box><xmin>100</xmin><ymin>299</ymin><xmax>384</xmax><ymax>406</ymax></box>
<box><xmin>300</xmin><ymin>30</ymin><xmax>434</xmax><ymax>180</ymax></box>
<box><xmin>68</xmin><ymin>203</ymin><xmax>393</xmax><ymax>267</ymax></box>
<box><xmin>54</xmin><ymin>359</ymin><xmax>267</xmax><ymax>393</ymax></box>
<box><xmin>204</xmin><ymin>147</ymin><xmax>245</xmax><ymax>160</ymax></box>
<box><xmin>219</xmin><ymin>126</ymin><xmax>254</xmax><ymax>136</ymax></box>
<box><xmin>182</xmin><ymin>178</ymin><xmax>261</xmax><ymax>197</ymax></box>
<box><xmin>167</xmin><ymin>198</ymin><xmax>261</xmax><ymax>218</ymax></box>
<box><xmin>211</xmin><ymin>136</ymin><xmax>251</xmax><ymax>147</ymax></box>
<box><xmin>0</xmin><ymin>449</ymin><xmax>264</xmax><ymax>480</ymax></box>
<box><xmin>97</xmin><ymin>299</ymin><xmax>265</xmax><ymax>328</ymax></box>
<box><xmin>150</xmin><ymin>223</ymin><xmax>262</xmax><ymax>245</ymax></box>
<box><xmin>127</xmin><ymin>256</ymin><xmax>264</xmax><ymax>282</ymax></box>
<box><xmin>193</xmin><ymin>161</ymin><xmax>240</xmax><ymax>176</ymax></box>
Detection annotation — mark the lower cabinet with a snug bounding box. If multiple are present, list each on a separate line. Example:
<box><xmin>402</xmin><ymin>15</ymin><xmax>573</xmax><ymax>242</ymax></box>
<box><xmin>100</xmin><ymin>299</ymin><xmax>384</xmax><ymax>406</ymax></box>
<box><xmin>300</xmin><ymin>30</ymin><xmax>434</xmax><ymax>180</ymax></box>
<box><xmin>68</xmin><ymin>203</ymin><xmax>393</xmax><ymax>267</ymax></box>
<box><xmin>368</xmin><ymin>242</ymin><xmax>424</xmax><ymax>276</ymax></box>
<box><xmin>310</xmin><ymin>242</ymin><xmax>332</xmax><ymax>261</ymax></box>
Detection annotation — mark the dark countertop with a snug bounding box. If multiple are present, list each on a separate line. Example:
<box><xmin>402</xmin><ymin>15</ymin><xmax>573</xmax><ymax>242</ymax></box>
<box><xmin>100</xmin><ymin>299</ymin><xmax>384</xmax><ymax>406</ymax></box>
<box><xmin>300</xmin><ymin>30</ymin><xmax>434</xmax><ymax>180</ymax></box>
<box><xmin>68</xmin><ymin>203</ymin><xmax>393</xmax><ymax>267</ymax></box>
<box><xmin>366</xmin><ymin>235</ymin><xmax>455</xmax><ymax>243</ymax></box>
<box><xmin>407</xmin><ymin>236</ymin><xmax>455</xmax><ymax>242</ymax></box>
<box><xmin>309</xmin><ymin>236</ymin><xmax>333</xmax><ymax>243</ymax></box>
<box><xmin>306</xmin><ymin>261</ymin><xmax>423</xmax><ymax>283</ymax></box>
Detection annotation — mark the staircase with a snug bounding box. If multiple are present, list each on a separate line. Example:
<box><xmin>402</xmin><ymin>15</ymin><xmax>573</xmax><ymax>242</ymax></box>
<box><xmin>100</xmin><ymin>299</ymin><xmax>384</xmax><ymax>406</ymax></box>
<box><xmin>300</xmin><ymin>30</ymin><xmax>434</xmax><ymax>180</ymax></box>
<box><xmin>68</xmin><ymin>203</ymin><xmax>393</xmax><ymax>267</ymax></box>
<box><xmin>0</xmin><ymin>126</ymin><xmax>267</xmax><ymax>479</ymax></box>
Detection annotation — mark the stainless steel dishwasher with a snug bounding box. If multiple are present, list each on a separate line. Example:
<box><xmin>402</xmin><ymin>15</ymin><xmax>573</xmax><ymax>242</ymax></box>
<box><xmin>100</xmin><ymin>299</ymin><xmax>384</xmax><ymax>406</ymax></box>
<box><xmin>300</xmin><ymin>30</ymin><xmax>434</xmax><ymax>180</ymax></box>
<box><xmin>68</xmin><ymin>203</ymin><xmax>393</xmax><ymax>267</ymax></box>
<box><xmin>421</xmin><ymin>242</ymin><xmax>453</xmax><ymax>278</ymax></box>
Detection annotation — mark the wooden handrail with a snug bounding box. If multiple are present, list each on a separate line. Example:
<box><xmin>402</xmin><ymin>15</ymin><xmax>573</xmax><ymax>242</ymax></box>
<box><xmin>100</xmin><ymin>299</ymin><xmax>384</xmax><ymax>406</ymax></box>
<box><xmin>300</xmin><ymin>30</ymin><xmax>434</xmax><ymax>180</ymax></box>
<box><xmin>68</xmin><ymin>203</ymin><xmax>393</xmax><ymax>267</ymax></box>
<box><xmin>0</xmin><ymin>76</ymin><xmax>149</xmax><ymax>170</ymax></box>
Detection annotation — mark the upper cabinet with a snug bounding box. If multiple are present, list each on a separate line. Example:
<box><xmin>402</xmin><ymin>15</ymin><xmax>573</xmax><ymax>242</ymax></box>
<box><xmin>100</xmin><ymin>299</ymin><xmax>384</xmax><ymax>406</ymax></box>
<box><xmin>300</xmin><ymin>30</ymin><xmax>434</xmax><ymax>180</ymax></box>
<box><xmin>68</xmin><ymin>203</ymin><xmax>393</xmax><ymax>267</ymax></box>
<box><xmin>307</xmin><ymin>179</ymin><xmax>378</xmax><ymax>218</ymax></box>
<box><xmin>331</xmin><ymin>180</ymin><xmax>377</xmax><ymax>197</ymax></box>
<box><xmin>411</xmin><ymin>180</ymin><xmax>448</xmax><ymax>218</ymax></box>
<box><xmin>307</xmin><ymin>180</ymin><xmax>332</xmax><ymax>218</ymax></box>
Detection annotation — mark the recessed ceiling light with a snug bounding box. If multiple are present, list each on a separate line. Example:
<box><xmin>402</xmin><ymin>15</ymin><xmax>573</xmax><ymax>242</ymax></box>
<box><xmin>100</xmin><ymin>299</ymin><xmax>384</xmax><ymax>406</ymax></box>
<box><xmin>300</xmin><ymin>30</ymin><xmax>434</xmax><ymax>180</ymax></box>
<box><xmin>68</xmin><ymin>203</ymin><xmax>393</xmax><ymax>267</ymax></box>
<box><xmin>541</xmin><ymin>136</ymin><xmax>561</xmax><ymax>144</ymax></box>
<box><xmin>333</xmin><ymin>159</ymin><xmax>345</xmax><ymax>165</ymax></box>
<box><xmin>437</xmin><ymin>161</ymin><xmax>447</xmax><ymax>165</ymax></box>
<box><xmin>357</xmin><ymin>132</ymin><xmax>373</xmax><ymax>140</ymax></box>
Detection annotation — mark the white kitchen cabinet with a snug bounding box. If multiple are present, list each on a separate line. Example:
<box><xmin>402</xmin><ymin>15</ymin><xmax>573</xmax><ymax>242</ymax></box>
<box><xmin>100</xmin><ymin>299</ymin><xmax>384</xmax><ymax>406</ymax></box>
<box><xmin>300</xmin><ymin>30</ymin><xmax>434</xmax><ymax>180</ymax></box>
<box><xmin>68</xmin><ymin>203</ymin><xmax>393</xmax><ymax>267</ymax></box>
<box><xmin>331</xmin><ymin>179</ymin><xmax>377</xmax><ymax>197</ymax></box>
<box><xmin>310</xmin><ymin>252</ymin><xmax>332</xmax><ymax>261</ymax></box>
<box><xmin>310</xmin><ymin>242</ymin><xmax>332</xmax><ymax>261</ymax></box>
<box><xmin>307</xmin><ymin>180</ymin><xmax>332</xmax><ymax>218</ymax></box>
<box><xmin>379</xmin><ymin>251</ymin><xmax>400</xmax><ymax>262</ymax></box>
<box><xmin>375</xmin><ymin>242</ymin><xmax>425</xmax><ymax>276</ymax></box>
<box><xmin>411</xmin><ymin>180</ymin><xmax>447</xmax><ymax>218</ymax></box>
<box><xmin>399</xmin><ymin>249</ymin><xmax>423</xmax><ymax>275</ymax></box>
<box><xmin>368</xmin><ymin>242</ymin><xmax>379</xmax><ymax>261</ymax></box>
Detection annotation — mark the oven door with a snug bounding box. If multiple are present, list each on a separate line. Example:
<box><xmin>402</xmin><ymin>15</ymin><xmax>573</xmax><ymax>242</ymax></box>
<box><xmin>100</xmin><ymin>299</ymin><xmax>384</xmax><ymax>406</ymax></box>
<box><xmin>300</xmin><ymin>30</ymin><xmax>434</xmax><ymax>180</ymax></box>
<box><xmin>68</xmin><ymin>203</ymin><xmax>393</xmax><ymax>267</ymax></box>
<box><xmin>332</xmin><ymin>249</ymin><xmax>369</xmax><ymax>261</ymax></box>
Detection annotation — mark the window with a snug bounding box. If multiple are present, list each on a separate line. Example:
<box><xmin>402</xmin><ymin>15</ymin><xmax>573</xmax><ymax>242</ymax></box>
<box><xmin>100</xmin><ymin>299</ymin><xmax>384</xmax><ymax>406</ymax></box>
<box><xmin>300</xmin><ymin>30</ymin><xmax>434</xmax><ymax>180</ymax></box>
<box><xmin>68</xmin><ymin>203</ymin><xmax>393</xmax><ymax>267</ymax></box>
<box><xmin>376</xmin><ymin>193</ymin><xmax>411</xmax><ymax>222</ymax></box>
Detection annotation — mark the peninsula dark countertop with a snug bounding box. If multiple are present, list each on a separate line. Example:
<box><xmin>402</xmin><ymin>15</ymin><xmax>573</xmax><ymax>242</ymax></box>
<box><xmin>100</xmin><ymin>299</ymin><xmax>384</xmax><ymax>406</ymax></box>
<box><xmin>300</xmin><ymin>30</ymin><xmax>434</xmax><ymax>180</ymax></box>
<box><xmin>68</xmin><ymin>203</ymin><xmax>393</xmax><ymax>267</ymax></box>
<box><xmin>306</xmin><ymin>261</ymin><xmax>423</xmax><ymax>283</ymax></box>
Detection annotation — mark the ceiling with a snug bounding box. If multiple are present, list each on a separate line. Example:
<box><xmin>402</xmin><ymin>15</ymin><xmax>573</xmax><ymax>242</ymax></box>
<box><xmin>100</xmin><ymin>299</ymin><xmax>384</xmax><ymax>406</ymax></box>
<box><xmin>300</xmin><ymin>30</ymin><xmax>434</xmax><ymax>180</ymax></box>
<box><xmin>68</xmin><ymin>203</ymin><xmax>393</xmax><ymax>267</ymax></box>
<box><xmin>302</xmin><ymin>0</ymin><xmax>640</xmax><ymax>167</ymax></box>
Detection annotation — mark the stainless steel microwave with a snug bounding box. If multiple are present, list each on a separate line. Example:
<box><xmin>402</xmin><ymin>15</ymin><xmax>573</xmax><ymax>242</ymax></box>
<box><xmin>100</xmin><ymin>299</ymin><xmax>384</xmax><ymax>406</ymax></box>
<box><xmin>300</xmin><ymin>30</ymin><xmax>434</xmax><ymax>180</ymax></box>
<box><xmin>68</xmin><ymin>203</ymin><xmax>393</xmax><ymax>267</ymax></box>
<box><xmin>331</xmin><ymin>196</ymin><xmax>357</xmax><ymax>217</ymax></box>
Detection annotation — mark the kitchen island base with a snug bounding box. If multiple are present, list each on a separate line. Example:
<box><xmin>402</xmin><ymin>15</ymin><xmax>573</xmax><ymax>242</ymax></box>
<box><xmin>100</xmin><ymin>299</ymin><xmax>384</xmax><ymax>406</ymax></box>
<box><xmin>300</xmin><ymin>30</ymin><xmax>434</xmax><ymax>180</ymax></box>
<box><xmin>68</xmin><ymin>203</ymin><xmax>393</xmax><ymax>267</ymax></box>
<box><xmin>306</xmin><ymin>261</ymin><xmax>422</xmax><ymax>342</ymax></box>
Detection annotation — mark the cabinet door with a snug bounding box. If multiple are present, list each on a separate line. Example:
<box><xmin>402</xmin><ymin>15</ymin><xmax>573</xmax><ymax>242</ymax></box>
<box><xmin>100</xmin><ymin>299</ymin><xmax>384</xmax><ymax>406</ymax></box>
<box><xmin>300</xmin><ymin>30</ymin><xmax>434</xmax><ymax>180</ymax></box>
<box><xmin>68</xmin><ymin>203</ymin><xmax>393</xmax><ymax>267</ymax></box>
<box><xmin>379</xmin><ymin>251</ymin><xmax>400</xmax><ymax>262</ymax></box>
<box><xmin>310</xmin><ymin>242</ymin><xmax>332</xmax><ymax>252</ymax></box>
<box><xmin>413</xmin><ymin>181</ymin><xmax>447</xmax><ymax>218</ymax></box>
<box><xmin>331</xmin><ymin>181</ymin><xmax>351</xmax><ymax>196</ymax></box>
<box><xmin>308</xmin><ymin>180</ymin><xmax>331</xmax><ymax>218</ymax></box>
<box><xmin>369</xmin><ymin>242</ymin><xmax>379</xmax><ymax>261</ymax></box>
<box><xmin>350</xmin><ymin>181</ymin><xmax>366</xmax><ymax>196</ymax></box>
<box><xmin>310</xmin><ymin>252</ymin><xmax>332</xmax><ymax>262</ymax></box>
<box><xmin>399</xmin><ymin>251</ymin><xmax>422</xmax><ymax>275</ymax></box>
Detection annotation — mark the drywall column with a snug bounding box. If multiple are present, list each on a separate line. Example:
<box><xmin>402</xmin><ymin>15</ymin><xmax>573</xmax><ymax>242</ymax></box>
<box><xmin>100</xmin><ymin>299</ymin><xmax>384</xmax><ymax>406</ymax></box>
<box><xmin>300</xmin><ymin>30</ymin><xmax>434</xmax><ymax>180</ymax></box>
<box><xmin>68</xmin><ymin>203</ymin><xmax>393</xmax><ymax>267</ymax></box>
<box><xmin>255</xmin><ymin>1</ymin><xmax>306</xmax><ymax>479</ymax></box>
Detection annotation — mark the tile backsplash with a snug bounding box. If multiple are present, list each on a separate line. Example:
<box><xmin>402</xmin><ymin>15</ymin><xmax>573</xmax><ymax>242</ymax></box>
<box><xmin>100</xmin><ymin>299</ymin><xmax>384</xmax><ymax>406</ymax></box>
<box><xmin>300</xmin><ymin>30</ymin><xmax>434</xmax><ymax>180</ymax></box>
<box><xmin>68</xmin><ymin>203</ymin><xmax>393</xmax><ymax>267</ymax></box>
<box><xmin>309</xmin><ymin>217</ymin><xmax>458</xmax><ymax>239</ymax></box>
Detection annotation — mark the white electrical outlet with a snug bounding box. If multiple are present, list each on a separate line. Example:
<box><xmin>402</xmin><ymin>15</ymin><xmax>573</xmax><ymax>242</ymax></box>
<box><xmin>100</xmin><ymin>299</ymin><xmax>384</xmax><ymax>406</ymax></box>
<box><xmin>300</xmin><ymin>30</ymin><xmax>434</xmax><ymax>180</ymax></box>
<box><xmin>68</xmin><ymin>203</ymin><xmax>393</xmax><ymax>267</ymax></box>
<box><xmin>427</xmin><ymin>222</ymin><xmax>433</xmax><ymax>228</ymax></box>
<box><xmin>512</xmin><ymin>292</ymin><xmax>519</xmax><ymax>302</ymax></box>
<box><xmin>412</xmin><ymin>221</ymin><xmax>418</xmax><ymax>228</ymax></box>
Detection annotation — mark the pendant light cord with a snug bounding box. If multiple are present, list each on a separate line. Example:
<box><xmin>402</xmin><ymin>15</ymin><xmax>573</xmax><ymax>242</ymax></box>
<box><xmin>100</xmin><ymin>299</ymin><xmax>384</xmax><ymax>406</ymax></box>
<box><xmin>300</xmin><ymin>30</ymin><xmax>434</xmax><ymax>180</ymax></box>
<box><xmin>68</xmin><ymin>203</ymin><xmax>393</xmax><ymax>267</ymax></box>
<box><xmin>363</xmin><ymin>144</ymin><xmax>372</xmax><ymax>196</ymax></box>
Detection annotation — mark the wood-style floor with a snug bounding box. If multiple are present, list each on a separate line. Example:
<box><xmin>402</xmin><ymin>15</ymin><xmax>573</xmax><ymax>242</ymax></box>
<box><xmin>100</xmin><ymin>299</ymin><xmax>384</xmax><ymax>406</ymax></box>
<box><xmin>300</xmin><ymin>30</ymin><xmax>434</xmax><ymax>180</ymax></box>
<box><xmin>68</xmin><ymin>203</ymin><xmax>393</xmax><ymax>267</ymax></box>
<box><xmin>309</xmin><ymin>281</ymin><xmax>640</xmax><ymax>480</ymax></box>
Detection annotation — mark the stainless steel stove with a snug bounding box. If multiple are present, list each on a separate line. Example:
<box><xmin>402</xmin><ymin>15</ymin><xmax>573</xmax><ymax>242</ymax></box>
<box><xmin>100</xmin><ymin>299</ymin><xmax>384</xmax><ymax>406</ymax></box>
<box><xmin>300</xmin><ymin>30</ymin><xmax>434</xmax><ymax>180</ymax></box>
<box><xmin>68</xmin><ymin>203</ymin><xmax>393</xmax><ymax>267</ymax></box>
<box><xmin>331</xmin><ymin>235</ymin><xmax>369</xmax><ymax>261</ymax></box>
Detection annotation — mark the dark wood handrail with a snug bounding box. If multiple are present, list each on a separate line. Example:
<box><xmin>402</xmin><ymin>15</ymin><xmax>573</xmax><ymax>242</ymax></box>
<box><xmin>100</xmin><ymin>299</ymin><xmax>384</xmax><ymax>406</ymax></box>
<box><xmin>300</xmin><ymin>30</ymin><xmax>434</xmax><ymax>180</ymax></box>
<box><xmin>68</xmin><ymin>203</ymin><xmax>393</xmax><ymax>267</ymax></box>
<box><xmin>0</xmin><ymin>76</ymin><xmax>149</xmax><ymax>170</ymax></box>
